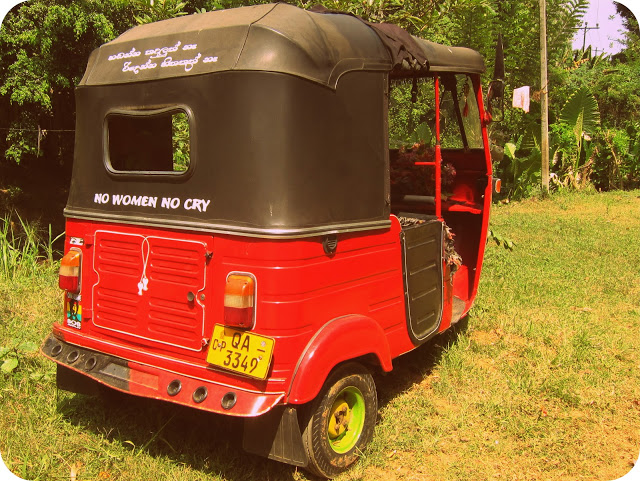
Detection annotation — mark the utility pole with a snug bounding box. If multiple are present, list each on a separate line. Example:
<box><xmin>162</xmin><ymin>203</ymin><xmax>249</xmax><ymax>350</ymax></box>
<box><xmin>540</xmin><ymin>0</ymin><xmax>549</xmax><ymax>193</ymax></box>
<box><xmin>580</xmin><ymin>22</ymin><xmax>600</xmax><ymax>52</ymax></box>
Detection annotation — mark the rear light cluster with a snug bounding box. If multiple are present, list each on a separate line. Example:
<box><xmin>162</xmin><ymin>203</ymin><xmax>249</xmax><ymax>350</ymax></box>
<box><xmin>59</xmin><ymin>248</ymin><xmax>82</xmax><ymax>293</ymax></box>
<box><xmin>223</xmin><ymin>274</ymin><xmax>255</xmax><ymax>329</ymax></box>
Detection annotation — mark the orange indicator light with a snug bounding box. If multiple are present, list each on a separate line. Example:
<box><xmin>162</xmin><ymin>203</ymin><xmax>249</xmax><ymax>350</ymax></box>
<box><xmin>59</xmin><ymin>249</ymin><xmax>82</xmax><ymax>293</ymax></box>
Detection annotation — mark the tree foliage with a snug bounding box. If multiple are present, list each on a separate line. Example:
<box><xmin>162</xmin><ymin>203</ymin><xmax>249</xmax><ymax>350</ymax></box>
<box><xmin>0</xmin><ymin>0</ymin><xmax>137</xmax><ymax>164</ymax></box>
<box><xmin>0</xmin><ymin>0</ymin><xmax>638</xmax><ymax>193</ymax></box>
<box><xmin>134</xmin><ymin>0</ymin><xmax>188</xmax><ymax>24</ymax></box>
<box><xmin>615</xmin><ymin>0</ymin><xmax>639</xmax><ymax>57</ymax></box>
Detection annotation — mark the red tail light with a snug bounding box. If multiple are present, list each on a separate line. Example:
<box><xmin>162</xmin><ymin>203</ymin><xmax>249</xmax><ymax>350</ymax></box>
<box><xmin>59</xmin><ymin>249</ymin><xmax>82</xmax><ymax>293</ymax></box>
<box><xmin>223</xmin><ymin>274</ymin><xmax>255</xmax><ymax>329</ymax></box>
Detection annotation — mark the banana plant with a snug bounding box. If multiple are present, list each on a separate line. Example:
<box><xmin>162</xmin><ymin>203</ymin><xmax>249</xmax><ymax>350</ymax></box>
<box><xmin>559</xmin><ymin>87</ymin><xmax>600</xmax><ymax>176</ymax></box>
<box><xmin>503</xmin><ymin>135</ymin><xmax>541</xmax><ymax>199</ymax></box>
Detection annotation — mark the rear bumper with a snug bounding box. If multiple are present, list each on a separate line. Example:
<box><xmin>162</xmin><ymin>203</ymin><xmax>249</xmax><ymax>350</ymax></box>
<box><xmin>41</xmin><ymin>334</ymin><xmax>284</xmax><ymax>417</ymax></box>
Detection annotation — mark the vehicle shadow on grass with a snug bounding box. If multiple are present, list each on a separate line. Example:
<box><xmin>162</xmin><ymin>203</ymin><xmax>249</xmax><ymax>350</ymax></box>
<box><xmin>57</xmin><ymin>317</ymin><xmax>470</xmax><ymax>481</ymax></box>
<box><xmin>59</xmin><ymin>391</ymin><xmax>302</xmax><ymax>481</ymax></box>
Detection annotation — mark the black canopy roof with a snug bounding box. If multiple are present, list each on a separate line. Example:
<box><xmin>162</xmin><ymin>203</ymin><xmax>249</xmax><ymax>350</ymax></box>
<box><xmin>80</xmin><ymin>3</ymin><xmax>485</xmax><ymax>89</ymax></box>
<box><xmin>67</xmin><ymin>4</ymin><xmax>486</xmax><ymax>237</ymax></box>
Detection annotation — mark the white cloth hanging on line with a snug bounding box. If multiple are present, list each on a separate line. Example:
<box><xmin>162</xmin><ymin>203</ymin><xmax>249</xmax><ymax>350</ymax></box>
<box><xmin>512</xmin><ymin>86</ymin><xmax>530</xmax><ymax>113</ymax></box>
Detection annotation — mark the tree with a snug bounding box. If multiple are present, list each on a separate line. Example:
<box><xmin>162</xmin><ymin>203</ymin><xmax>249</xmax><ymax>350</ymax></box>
<box><xmin>134</xmin><ymin>0</ymin><xmax>188</xmax><ymax>24</ymax></box>
<box><xmin>0</xmin><ymin>0</ymin><xmax>631</xmax><ymax>194</ymax></box>
<box><xmin>0</xmin><ymin>0</ymin><xmax>137</xmax><ymax>166</ymax></box>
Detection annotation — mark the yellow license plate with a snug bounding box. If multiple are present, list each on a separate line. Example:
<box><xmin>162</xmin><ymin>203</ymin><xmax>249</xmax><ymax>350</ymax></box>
<box><xmin>206</xmin><ymin>325</ymin><xmax>275</xmax><ymax>380</ymax></box>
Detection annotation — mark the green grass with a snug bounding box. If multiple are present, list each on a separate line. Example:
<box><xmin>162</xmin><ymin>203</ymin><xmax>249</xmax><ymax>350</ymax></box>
<box><xmin>1</xmin><ymin>191</ymin><xmax>639</xmax><ymax>480</ymax></box>
<box><xmin>0</xmin><ymin>214</ymin><xmax>62</xmax><ymax>280</ymax></box>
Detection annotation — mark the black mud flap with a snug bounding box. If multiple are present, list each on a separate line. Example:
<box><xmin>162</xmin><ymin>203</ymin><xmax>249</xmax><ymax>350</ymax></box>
<box><xmin>56</xmin><ymin>363</ymin><xmax>101</xmax><ymax>396</ymax></box>
<box><xmin>243</xmin><ymin>406</ymin><xmax>308</xmax><ymax>467</ymax></box>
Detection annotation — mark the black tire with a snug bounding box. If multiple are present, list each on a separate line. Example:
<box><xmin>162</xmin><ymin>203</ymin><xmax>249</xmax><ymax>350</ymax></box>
<box><xmin>301</xmin><ymin>362</ymin><xmax>377</xmax><ymax>478</ymax></box>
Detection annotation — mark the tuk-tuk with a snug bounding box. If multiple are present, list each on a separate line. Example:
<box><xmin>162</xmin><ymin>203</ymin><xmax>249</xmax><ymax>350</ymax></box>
<box><xmin>41</xmin><ymin>3</ymin><xmax>499</xmax><ymax>477</ymax></box>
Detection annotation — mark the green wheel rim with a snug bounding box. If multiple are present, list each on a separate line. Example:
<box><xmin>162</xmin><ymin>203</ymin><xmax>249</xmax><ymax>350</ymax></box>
<box><xmin>327</xmin><ymin>386</ymin><xmax>366</xmax><ymax>454</ymax></box>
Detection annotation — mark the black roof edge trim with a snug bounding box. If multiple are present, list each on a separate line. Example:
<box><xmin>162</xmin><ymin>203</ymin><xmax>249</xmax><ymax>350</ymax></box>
<box><xmin>63</xmin><ymin>209</ymin><xmax>392</xmax><ymax>239</ymax></box>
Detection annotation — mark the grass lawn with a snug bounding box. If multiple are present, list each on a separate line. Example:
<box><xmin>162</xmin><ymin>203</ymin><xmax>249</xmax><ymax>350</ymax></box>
<box><xmin>1</xmin><ymin>190</ymin><xmax>639</xmax><ymax>480</ymax></box>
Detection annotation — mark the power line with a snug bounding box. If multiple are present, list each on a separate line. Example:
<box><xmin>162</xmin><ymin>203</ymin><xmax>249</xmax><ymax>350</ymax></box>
<box><xmin>0</xmin><ymin>127</ymin><xmax>75</xmax><ymax>132</ymax></box>
<box><xmin>578</xmin><ymin>22</ymin><xmax>600</xmax><ymax>51</ymax></box>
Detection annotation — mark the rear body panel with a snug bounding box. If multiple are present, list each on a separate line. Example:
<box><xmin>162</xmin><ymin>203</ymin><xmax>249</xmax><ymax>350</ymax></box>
<box><xmin>91</xmin><ymin>229</ymin><xmax>209</xmax><ymax>352</ymax></box>
<box><xmin>45</xmin><ymin>217</ymin><xmax>415</xmax><ymax>415</ymax></box>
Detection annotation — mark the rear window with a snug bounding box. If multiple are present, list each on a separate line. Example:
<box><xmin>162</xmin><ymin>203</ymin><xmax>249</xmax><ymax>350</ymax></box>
<box><xmin>105</xmin><ymin>108</ymin><xmax>191</xmax><ymax>174</ymax></box>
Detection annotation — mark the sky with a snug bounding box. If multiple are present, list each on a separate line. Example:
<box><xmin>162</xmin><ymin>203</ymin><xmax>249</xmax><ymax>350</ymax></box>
<box><xmin>571</xmin><ymin>0</ymin><xmax>637</xmax><ymax>55</ymax></box>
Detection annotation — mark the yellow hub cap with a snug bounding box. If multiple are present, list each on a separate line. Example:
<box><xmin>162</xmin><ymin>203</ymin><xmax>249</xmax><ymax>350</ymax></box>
<box><xmin>326</xmin><ymin>387</ymin><xmax>365</xmax><ymax>454</ymax></box>
<box><xmin>328</xmin><ymin>398</ymin><xmax>352</xmax><ymax>439</ymax></box>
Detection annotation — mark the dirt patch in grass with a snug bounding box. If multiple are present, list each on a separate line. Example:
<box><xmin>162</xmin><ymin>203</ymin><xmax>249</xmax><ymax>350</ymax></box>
<box><xmin>470</xmin><ymin>329</ymin><xmax>502</xmax><ymax>346</ymax></box>
<box><xmin>475</xmin><ymin>357</ymin><xmax>499</xmax><ymax>372</ymax></box>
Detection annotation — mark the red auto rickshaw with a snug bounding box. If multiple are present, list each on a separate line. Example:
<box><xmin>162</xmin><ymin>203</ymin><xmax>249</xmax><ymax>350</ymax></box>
<box><xmin>41</xmin><ymin>4</ymin><xmax>502</xmax><ymax>477</ymax></box>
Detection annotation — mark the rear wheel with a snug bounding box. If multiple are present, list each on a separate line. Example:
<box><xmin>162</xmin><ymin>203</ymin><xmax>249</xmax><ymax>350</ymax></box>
<box><xmin>302</xmin><ymin>362</ymin><xmax>377</xmax><ymax>478</ymax></box>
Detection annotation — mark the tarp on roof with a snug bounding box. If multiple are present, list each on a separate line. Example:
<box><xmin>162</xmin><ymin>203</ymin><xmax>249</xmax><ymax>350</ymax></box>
<box><xmin>309</xmin><ymin>5</ymin><xmax>485</xmax><ymax>76</ymax></box>
<box><xmin>80</xmin><ymin>3</ymin><xmax>484</xmax><ymax>88</ymax></box>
